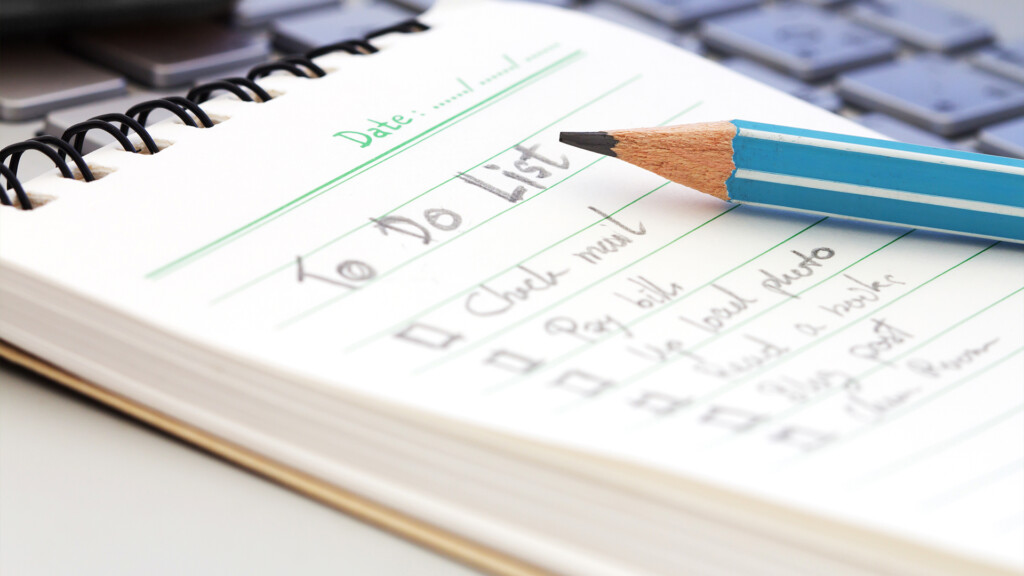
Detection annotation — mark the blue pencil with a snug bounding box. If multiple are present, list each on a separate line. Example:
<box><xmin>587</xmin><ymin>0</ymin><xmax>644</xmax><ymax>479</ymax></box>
<box><xmin>560</xmin><ymin>120</ymin><xmax>1024</xmax><ymax>243</ymax></box>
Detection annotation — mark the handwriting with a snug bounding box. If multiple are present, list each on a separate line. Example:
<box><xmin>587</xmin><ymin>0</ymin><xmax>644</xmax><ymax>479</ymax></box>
<box><xmin>906</xmin><ymin>338</ymin><xmax>1000</xmax><ymax>378</ymax></box>
<box><xmin>626</xmin><ymin>338</ymin><xmax>686</xmax><ymax>363</ymax></box>
<box><xmin>845</xmin><ymin>386</ymin><xmax>919</xmax><ymax>423</ymax></box>
<box><xmin>678</xmin><ymin>284</ymin><xmax>758</xmax><ymax>334</ymax></box>
<box><xmin>614</xmin><ymin>275</ymin><xmax>684</xmax><ymax>309</ymax></box>
<box><xmin>758</xmin><ymin>369</ymin><xmax>859</xmax><ymax>403</ymax></box>
<box><xmin>295</xmin><ymin>255</ymin><xmax>376</xmax><ymax>289</ymax></box>
<box><xmin>458</xmin><ymin>142</ymin><xmax>569</xmax><ymax>203</ymax></box>
<box><xmin>759</xmin><ymin>247</ymin><xmax>835</xmax><ymax>298</ymax></box>
<box><xmin>689</xmin><ymin>335</ymin><xmax>790</xmax><ymax>379</ymax></box>
<box><xmin>545</xmin><ymin>313</ymin><xmax>632</xmax><ymax>342</ymax></box>
<box><xmin>371</xmin><ymin>207</ymin><xmax>463</xmax><ymax>244</ymax></box>
<box><xmin>848</xmin><ymin>318</ymin><xmax>913</xmax><ymax>363</ymax></box>
<box><xmin>573</xmin><ymin>206</ymin><xmax>647</xmax><ymax>265</ymax></box>
<box><xmin>819</xmin><ymin>273</ymin><xmax>906</xmax><ymax>318</ymax></box>
<box><xmin>464</xmin><ymin>265</ymin><xmax>570</xmax><ymax>317</ymax></box>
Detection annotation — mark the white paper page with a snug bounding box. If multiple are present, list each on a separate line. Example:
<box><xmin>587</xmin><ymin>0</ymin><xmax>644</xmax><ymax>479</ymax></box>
<box><xmin>2</xmin><ymin>1</ymin><xmax>1021</xmax><ymax>570</ymax></box>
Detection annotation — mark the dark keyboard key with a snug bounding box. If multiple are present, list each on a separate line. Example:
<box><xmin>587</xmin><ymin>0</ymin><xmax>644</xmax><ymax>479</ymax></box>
<box><xmin>232</xmin><ymin>0</ymin><xmax>338</xmax><ymax>28</ymax></box>
<box><xmin>794</xmin><ymin>0</ymin><xmax>852</xmax><ymax>6</ymax></box>
<box><xmin>977</xmin><ymin>117</ymin><xmax>1024</xmax><ymax>159</ymax></box>
<box><xmin>838</xmin><ymin>54</ymin><xmax>1024</xmax><ymax>136</ymax></box>
<box><xmin>849</xmin><ymin>0</ymin><xmax>993</xmax><ymax>53</ymax></box>
<box><xmin>69</xmin><ymin>23</ymin><xmax>269</xmax><ymax>88</ymax></box>
<box><xmin>43</xmin><ymin>92</ymin><xmax>168</xmax><ymax>154</ymax></box>
<box><xmin>854</xmin><ymin>112</ymin><xmax>967</xmax><ymax>149</ymax></box>
<box><xmin>700</xmin><ymin>5</ymin><xmax>899</xmax><ymax>81</ymax></box>
<box><xmin>675</xmin><ymin>34</ymin><xmax>706</xmax><ymax>54</ymax></box>
<box><xmin>579</xmin><ymin>2</ymin><xmax>678</xmax><ymax>43</ymax></box>
<box><xmin>605</xmin><ymin>0</ymin><xmax>758</xmax><ymax>29</ymax></box>
<box><xmin>972</xmin><ymin>41</ymin><xmax>1024</xmax><ymax>85</ymax></box>
<box><xmin>272</xmin><ymin>4</ymin><xmax>413</xmax><ymax>53</ymax></box>
<box><xmin>722</xmin><ymin>58</ymin><xmax>841</xmax><ymax>112</ymax></box>
<box><xmin>0</xmin><ymin>46</ymin><xmax>126</xmax><ymax>121</ymax></box>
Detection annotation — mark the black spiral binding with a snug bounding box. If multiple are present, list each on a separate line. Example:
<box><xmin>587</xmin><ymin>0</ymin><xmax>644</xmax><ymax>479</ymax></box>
<box><xmin>0</xmin><ymin>18</ymin><xmax>429</xmax><ymax>211</ymax></box>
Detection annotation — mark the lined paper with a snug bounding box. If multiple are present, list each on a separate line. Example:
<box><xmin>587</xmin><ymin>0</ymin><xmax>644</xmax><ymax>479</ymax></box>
<box><xmin>3</xmin><ymin>1</ymin><xmax>1021</xmax><ymax>570</ymax></box>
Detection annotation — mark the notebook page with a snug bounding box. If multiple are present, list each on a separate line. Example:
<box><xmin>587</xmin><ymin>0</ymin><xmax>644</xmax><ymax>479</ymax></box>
<box><xmin>1</xmin><ymin>1</ymin><xmax>1021</xmax><ymax>570</ymax></box>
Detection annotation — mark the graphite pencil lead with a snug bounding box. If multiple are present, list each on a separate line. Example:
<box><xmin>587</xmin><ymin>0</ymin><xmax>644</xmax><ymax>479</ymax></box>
<box><xmin>559</xmin><ymin>131</ymin><xmax>619</xmax><ymax>157</ymax></box>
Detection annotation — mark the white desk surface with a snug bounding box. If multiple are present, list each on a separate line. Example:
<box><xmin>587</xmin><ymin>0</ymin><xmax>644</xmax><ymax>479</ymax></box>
<box><xmin>0</xmin><ymin>363</ymin><xmax>478</xmax><ymax>576</ymax></box>
<box><xmin>2</xmin><ymin>2</ymin><xmax>1020</xmax><ymax>574</ymax></box>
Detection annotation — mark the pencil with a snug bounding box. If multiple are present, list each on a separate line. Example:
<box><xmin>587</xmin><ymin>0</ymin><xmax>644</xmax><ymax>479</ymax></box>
<box><xmin>559</xmin><ymin>120</ymin><xmax>1024</xmax><ymax>243</ymax></box>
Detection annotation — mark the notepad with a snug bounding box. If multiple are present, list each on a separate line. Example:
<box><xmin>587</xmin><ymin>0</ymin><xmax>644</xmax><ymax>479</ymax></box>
<box><xmin>1</xmin><ymin>2</ymin><xmax>1021</xmax><ymax>574</ymax></box>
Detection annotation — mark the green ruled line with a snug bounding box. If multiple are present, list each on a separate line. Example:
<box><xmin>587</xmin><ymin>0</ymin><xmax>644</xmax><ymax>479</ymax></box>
<box><xmin>275</xmin><ymin>157</ymin><xmax>607</xmax><ymax>330</ymax></box>
<box><xmin>857</xmin><ymin>400</ymin><xmax>1024</xmax><ymax>487</ymax></box>
<box><xmin>686</xmin><ymin>241</ymin><xmax>1001</xmax><ymax>407</ymax></box>
<box><xmin>344</xmin><ymin>179</ymin><xmax>669</xmax><ymax>350</ymax></box>
<box><xmin>757</xmin><ymin>284</ymin><xmax>1024</xmax><ymax>436</ymax></box>
<box><xmin>146</xmin><ymin>49</ymin><xmax>586</xmax><ymax>280</ymax></box>
<box><xmin>923</xmin><ymin>455</ymin><xmax>1024</xmax><ymax>509</ymax></box>
<box><xmin>826</xmin><ymin>344</ymin><xmax>1024</xmax><ymax>465</ymax></box>
<box><xmin>492</xmin><ymin>217</ymin><xmax>838</xmax><ymax>397</ymax></box>
<box><xmin>417</xmin><ymin>204</ymin><xmax>742</xmax><ymax>375</ymax></box>
<box><xmin>339</xmin><ymin>100</ymin><xmax>704</xmax><ymax>348</ymax></box>
<box><xmin>594</xmin><ymin>227</ymin><xmax>913</xmax><ymax>400</ymax></box>
<box><xmin>210</xmin><ymin>73</ymin><xmax>645</xmax><ymax>305</ymax></box>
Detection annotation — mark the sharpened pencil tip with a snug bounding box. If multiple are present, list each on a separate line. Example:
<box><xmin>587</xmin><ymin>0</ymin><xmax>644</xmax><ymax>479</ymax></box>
<box><xmin>559</xmin><ymin>131</ymin><xmax>618</xmax><ymax>157</ymax></box>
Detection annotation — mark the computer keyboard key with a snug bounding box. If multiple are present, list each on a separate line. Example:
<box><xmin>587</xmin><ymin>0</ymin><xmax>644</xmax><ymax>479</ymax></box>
<box><xmin>700</xmin><ymin>5</ymin><xmax>899</xmax><ymax>81</ymax></box>
<box><xmin>0</xmin><ymin>46</ymin><xmax>126</xmax><ymax>121</ymax></box>
<box><xmin>837</xmin><ymin>54</ymin><xmax>1024</xmax><ymax>136</ymax></box>
<box><xmin>579</xmin><ymin>2</ymin><xmax>678</xmax><ymax>43</ymax></box>
<box><xmin>849</xmin><ymin>0</ymin><xmax>993</xmax><ymax>53</ymax></box>
<box><xmin>972</xmin><ymin>41</ymin><xmax>1024</xmax><ymax>85</ymax></box>
<box><xmin>231</xmin><ymin>0</ymin><xmax>338</xmax><ymax>28</ymax></box>
<box><xmin>722</xmin><ymin>58</ymin><xmax>841</xmax><ymax>112</ymax></box>
<box><xmin>43</xmin><ymin>92</ymin><xmax>169</xmax><ymax>154</ymax></box>
<box><xmin>977</xmin><ymin>117</ymin><xmax>1024</xmax><ymax>159</ymax></box>
<box><xmin>605</xmin><ymin>0</ymin><xmax>759</xmax><ymax>29</ymax></box>
<box><xmin>674</xmin><ymin>35</ymin><xmax>706</xmax><ymax>55</ymax></box>
<box><xmin>854</xmin><ymin>112</ymin><xmax>966</xmax><ymax>149</ymax></box>
<box><xmin>69</xmin><ymin>23</ymin><xmax>270</xmax><ymax>88</ymax></box>
<box><xmin>794</xmin><ymin>0</ymin><xmax>853</xmax><ymax>6</ymax></box>
<box><xmin>272</xmin><ymin>5</ymin><xmax>414</xmax><ymax>54</ymax></box>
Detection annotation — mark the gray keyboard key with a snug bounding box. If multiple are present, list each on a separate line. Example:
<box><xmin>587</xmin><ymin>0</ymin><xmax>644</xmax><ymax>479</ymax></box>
<box><xmin>972</xmin><ymin>41</ymin><xmax>1024</xmax><ymax>85</ymax></box>
<box><xmin>977</xmin><ymin>117</ymin><xmax>1024</xmax><ymax>159</ymax></box>
<box><xmin>854</xmin><ymin>112</ymin><xmax>967</xmax><ymax>149</ymax></box>
<box><xmin>521</xmin><ymin>0</ymin><xmax>575</xmax><ymax>7</ymax></box>
<box><xmin>69</xmin><ymin>23</ymin><xmax>270</xmax><ymax>88</ymax></box>
<box><xmin>849</xmin><ymin>0</ymin><xmax>993</xmax><ymax>53</ymax></box>
<box><xmin>0</xmin><ymin>46</ymin><xmax>126</xmax><ymax>121</ymax></box>
<box><xmin>272</xmin><ymin>4</ymin><xmax>413</xmax><ymax>54</ymax></box>
<box><xmin>606</xmin><ymin>0</ymin><xmax>758</xmax><ymax>29</ymax></box>
<box><xmin>838</xmin><ymin>54</ymin><xmax>1024</xmax><ymax>136</ymax></box>
<box><xmin>794</xmin><ymin>0</ymin><xmax>852</xmax><ymax>6</ymax></box>
<box><xmin>700</xmin><ymin>5</ymin><xmax>899</xmax><ymax>81</ymax></box>
<box><xmin>722</xmin><ymin>58</ymin><xmax>841</xmax><ymax>112</ymax></box>
<box><xmin>232</xmin><ymin>0</ymin><xmax>338</xmax><ymax>28</ymax></box>
<box><xmin>579</xmin><ymin>2</ymin><xmax>678</xmax><ymax>43</ymax></box>
<box><xmin>43</xmin><ymin>92</ymin><xmax>169</xmax><ymax>154</ymax></box>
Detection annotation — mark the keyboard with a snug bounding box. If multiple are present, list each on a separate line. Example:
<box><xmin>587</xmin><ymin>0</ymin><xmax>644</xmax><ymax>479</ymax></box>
<box><xmin>2</xmin><ymin>0</ymin><xmax>1023</xmax><ymax>185</ymax></box>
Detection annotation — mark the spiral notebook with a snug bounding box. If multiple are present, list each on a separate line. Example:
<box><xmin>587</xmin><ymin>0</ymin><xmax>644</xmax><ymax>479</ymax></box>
<box><xmin>1</xmin><ymin>1</ymin><xmax>1022</xmax><ymax>574</ymax></box>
